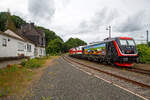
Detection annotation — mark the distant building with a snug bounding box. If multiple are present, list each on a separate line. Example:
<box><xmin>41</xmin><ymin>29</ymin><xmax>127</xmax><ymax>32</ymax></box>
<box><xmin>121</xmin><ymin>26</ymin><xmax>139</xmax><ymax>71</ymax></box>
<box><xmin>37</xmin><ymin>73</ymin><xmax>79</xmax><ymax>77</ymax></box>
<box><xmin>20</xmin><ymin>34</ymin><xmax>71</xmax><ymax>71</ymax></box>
<box><xmin>17</xmin><ymin>23</ymin><xmax>46</xmax><ymax>57</ymax></box>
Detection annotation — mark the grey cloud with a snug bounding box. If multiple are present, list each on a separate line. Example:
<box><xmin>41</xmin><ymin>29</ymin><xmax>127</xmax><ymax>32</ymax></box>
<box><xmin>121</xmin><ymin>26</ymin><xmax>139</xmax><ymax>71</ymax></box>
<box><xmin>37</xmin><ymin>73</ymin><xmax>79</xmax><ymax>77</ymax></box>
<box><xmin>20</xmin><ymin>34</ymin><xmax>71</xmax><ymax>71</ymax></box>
<box><xmin>91</xmin><ymin>8</ymin><xmax>119</xmax><ymax>30</ymax></box>
<box><xmin>28</xmin><ymin>0</ymin><xmax>55</xmax><ymax>21</ymax></box>
<box><xmin>77</xmin><ymin>7</ymin><xmax>119</xmax><ymax>34</ymax></box>
<box><xmin>116</xmin><ymin>11</ymin><xmax>145</xmax><ymax>33</ymax></box>
<box><xmin>91</xmin><ymin>7</ymin><xmax>108</xmax><ymax>30</ymax></box>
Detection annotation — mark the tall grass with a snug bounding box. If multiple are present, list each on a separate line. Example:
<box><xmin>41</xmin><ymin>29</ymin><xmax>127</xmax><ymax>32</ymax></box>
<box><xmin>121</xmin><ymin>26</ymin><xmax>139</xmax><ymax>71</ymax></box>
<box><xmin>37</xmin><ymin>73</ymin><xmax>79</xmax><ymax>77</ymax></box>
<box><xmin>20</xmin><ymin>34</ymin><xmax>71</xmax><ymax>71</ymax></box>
<box><xmin>0</xmin><ymin>57</ymin><xmax>48</xmax><ymax>97</ymax></box>
<box><xmin>0</xmin><ymin>65</ymin><xmax>34</xmax><ymax>97</ymax></box>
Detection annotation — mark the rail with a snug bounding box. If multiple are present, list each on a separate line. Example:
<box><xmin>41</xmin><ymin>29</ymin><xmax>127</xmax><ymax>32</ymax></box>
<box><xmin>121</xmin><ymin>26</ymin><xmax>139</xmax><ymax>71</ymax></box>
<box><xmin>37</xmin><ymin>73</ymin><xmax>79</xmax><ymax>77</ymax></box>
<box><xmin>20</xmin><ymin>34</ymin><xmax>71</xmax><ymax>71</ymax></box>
<box><xmin>63</xmin><ymin>55</ymin><xmax>150</xmax><ymax>89</ymax></box>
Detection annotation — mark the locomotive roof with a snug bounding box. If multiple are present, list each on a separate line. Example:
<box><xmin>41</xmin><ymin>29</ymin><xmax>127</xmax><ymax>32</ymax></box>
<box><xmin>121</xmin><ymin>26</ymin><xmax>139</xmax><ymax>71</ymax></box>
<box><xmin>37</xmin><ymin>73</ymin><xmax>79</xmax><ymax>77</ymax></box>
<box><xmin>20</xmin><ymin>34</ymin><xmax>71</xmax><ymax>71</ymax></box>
<box><xmin>88</xmin><ymin>38</ymin><xmax>114</xmax><ymax>46</ymax></box>
<box><xmin>85</xmin><ymin>37</ymin><xmax>133</xmax><ymax>47</ymax></box>
<box><xmin>71</xmin><ymin>37</ymin><xmax>134</xmax><ymax>49</ymax></box>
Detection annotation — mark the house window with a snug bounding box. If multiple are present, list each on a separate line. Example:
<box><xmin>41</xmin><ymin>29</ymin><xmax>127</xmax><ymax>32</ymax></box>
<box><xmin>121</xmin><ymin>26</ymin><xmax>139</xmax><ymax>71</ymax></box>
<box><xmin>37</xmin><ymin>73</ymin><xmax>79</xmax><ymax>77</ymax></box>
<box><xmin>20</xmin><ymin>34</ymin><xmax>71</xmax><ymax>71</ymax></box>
<box><xmin>34</xmin><ymin>48</ymin><xmax>37</xmax><ymax>56</ymax></box>
<box><xmin>40</xmin><ymin>49</ymin><xmax>42</xmax><ymax>54</ymax></box>
<box><xmin>18</xmin><ymin>42</ymin><xmax>24</xmax><ymax>51</ymax></box>
<box><xmin>27</xmin><ymin>44</ymin><xmax>31</xmax><ymax>52</ymax></box>
<box><xmin>24</xmin><ymin>45</ymin><xmax>26</xmax><ymax>50</ymax></box>
<box><xmin>2</xmin><ymin>38</ymin><xmax>7</xmax><ymax>47</ymax></box>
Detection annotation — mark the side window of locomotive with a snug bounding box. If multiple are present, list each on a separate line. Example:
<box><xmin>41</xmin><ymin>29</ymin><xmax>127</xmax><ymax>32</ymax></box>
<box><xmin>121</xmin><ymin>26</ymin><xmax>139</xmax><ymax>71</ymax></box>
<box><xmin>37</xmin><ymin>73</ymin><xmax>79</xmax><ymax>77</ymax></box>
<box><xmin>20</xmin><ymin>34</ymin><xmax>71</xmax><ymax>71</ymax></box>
<box><xmin>120</xmin><ymin>40</ymin><xmax>127</xmax><ymax>45</ymax></box>
<box><xmin>127</xmin><ymin>40</ymin><xmax>135</xmax><ymax>46</ymax></box>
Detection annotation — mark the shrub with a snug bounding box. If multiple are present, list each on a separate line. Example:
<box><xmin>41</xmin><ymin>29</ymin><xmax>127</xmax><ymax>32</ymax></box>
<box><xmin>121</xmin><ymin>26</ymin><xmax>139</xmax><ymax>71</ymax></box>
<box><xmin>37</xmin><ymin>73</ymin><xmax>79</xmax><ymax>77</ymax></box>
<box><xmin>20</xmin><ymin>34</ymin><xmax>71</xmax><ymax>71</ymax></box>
<box><xmin>25</xmin><ymin>58</ymin><xmax>44</xmax><ymax>68</ymax></box>
<box><xmin>137</xmin><ymin>44</ymin><xmax>150</xmax><ymax>63</ymax></box>
<box><xmin>20</xmin><ymin>59</ymin><xmax>27</xmax><ymax>67</ymax></box>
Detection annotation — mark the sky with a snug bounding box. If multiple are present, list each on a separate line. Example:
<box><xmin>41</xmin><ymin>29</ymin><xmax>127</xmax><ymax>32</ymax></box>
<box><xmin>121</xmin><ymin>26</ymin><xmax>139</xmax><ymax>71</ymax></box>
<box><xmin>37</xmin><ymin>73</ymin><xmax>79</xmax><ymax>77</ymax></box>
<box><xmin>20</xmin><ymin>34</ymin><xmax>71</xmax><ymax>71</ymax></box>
<box><xmin>0</xmin><ymin>0</ymin><xmax>150</xmax><ymax>43</ymax></box>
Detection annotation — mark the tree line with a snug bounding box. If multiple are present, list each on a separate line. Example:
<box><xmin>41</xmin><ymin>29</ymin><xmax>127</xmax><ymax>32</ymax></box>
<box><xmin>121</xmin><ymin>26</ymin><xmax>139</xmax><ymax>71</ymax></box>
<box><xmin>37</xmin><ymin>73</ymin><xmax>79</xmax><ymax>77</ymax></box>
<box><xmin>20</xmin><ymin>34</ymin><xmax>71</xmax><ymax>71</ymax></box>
<box><xmin>0</xmin><ymin>12</ymin><xmax>87</xmax><ymax>55</ymax></box>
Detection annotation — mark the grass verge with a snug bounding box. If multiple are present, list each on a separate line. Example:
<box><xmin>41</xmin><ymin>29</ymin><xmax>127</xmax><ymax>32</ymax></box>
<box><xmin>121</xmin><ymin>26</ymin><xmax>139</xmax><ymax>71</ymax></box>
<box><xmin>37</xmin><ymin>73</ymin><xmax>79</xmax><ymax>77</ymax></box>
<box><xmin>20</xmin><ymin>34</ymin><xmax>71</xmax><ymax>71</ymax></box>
<box><xmin>0</xmin><ymin>56</ymin><xmax>55</xmax><ymax>97</ymax></box>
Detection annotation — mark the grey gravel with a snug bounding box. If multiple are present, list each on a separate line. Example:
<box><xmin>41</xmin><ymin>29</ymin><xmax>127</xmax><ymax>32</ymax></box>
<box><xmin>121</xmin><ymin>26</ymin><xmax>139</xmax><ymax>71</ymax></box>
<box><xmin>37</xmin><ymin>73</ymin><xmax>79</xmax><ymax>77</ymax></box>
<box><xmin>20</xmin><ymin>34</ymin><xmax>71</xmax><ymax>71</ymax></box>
<box><xmin>70</xmin><ymin>56</ymin><xmax>150</xmax><ymax>86</ymax></box>
<box><xmin>5</xmin><ymin>57</ymin><xmax>145</xmax><ymax>100</ymax></box>
<box><xmin>68</xmin><ymin>56</ymin><xmax>150</xmax><ymax>98</ymax></box>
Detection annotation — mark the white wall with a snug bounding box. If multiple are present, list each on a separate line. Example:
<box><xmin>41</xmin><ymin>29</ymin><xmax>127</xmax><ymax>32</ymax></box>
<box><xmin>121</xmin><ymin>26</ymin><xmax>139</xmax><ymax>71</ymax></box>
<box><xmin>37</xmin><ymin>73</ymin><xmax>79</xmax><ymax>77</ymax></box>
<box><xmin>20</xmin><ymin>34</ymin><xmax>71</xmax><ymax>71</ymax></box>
<box><xmin>0</xmin><ymin>29</ymin><xmax>46</xmax><ymax>58</ymax></box>
<box><xmin>0</xmin><ymin>34</ymin><xmax>24</xmax><ymax>57</ymax></box>
<box><xmin>24</xmin><ymin>42</ymin><xmax>35</xmax><ymax>58</ymax></box>
<box><xmin>0</xmin><ymin>34</ymin><xmax>36</xmax><ymax>58</ymax></box>
<box><xmin>35</xmin><ymin>47</ymin><xmax>46</xmax><ymax>57</ymax></box>
<box><xmin>40</xmin><ymin>47</ymin><xmax>46</xmax><ymax>56</ymax></box>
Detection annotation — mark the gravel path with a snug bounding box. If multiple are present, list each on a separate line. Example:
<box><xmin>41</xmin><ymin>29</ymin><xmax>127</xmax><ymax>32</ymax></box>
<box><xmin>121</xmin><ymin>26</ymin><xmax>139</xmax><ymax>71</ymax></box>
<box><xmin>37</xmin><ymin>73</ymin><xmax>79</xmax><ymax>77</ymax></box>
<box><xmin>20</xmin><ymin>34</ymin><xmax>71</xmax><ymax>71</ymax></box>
<box><xmin>17</xmin><ymin>57</ymin><xmax>144</xmax><ymax>100</ymax></box>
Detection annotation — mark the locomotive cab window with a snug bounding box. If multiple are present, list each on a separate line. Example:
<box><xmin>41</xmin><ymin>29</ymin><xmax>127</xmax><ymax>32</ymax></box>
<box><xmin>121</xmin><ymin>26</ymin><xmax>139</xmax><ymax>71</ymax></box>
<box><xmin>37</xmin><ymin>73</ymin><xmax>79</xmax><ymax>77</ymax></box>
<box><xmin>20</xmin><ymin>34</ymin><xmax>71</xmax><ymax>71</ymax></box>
<box><xmin>127</xmin><ymin>40</ymin><xmax>135</xmax><ymax>46</ymax></box>
<box><xmin>120</xmin><ymin>40</ymin><xmax>127</xmax><ymax>45</ymax></box>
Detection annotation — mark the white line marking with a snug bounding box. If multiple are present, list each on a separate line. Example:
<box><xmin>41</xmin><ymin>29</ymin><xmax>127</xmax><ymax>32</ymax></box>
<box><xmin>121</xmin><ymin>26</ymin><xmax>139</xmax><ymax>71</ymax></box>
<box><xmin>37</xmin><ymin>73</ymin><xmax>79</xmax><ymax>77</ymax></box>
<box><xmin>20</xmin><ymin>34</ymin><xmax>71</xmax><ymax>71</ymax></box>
<box><xmin>63</xmin><ymin>58</ymin><xmax>149</xmax><ymax>100</ymax></box>
<box><xmin>94</xmin><ymin>74</ymin><xmax>112</xmax><ymax>84</ymax></box>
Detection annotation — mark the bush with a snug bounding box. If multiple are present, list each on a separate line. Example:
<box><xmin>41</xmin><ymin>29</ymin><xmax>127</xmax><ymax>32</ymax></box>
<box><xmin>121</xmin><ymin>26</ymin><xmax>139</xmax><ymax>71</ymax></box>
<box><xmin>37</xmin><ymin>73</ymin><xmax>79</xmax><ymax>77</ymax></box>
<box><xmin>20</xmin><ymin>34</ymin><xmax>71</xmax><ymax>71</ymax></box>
<box><xmin>137</xmin><ymin>44</ymin><xmax>150</xmax><ymax>63</ymax></box>
<box><xmin>20</xmin><ymin>59</ymin><xmax>27</xmax><ymax>67</ymax></box>
<box><xmin>25</xmin><ymin>58</ymin><xmax>45</xmax><ymax>68</ymax></box>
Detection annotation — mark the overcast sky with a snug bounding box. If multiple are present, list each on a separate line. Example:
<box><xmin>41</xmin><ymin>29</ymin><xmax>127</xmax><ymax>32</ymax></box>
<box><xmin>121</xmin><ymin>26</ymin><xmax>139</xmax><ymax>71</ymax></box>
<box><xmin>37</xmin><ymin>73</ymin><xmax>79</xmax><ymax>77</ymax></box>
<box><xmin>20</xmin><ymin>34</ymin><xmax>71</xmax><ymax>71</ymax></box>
<box><xmin>0</xmin><ymin>0</ymin><xmax>150</xmax><ymax>43</ymax></box>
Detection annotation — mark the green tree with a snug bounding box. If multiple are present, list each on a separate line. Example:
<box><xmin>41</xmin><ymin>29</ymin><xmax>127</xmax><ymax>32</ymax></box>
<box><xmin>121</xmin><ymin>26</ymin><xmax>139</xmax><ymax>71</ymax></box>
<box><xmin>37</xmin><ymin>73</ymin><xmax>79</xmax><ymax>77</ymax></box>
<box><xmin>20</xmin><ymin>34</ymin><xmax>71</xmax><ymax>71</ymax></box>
<box><xmin>46</xmin><ymin>38</ymin><xmax>63</xmax><ymax>55</ymax></box>
<box><xmin>11</xmin><ymin>15</ymin><xmax>26</xmax><ymax>28</ymax></box>
<box><xmin>0</xmin><ymin>12</ymin><xmax>26</xmax><ymax>31</ymax></box>
<box><xmin>64</xmin><ymin>37</ymin><xmax>87</xmax><ymax>52</ymax></box>
<box><xmin>0</xmin><ymin>12</ymin><xmax>8</xmax><ymax>31</ymax></box>
<box><xmin>36</xmin><ymin>26</ymin><xmax>63</xmax><ymax>47</ymax></box>
<box><xmin>6</xmin><ymin>11</ymin><xmax>17</xmax><ymax>32</ymax></box>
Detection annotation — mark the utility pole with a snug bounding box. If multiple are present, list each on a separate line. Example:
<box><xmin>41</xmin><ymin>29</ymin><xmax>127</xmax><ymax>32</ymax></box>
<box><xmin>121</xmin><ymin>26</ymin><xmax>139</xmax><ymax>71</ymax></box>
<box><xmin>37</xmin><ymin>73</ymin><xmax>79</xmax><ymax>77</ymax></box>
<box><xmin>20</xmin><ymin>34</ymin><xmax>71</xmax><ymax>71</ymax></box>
<box><xmin>146</xmin><ymin>30</ymin><xmax>149</xmax><ymax>46</ymax></box>
<box><xmin>106</xmin><ymin>26</ymin><xmax>111</xmax><ymax>39</ymax></box>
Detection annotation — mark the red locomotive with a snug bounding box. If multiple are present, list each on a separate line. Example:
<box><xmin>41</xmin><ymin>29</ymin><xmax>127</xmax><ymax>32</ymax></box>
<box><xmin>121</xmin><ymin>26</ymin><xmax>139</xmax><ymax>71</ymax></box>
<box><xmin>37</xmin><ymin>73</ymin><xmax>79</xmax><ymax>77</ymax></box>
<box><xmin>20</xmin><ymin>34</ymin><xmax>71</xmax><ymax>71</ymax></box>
<box><xmin>69</xmin><ymin>37</ymin><xmax>139</xmax><ymax>67</ymax></box>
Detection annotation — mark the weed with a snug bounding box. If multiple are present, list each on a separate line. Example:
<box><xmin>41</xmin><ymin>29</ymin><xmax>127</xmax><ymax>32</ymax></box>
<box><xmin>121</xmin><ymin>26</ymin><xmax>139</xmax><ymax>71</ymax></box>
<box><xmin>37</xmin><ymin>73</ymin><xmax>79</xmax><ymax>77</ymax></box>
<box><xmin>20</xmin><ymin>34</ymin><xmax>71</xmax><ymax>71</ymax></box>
<box><xmin>41</xmin><ymin>96</ymin><xmax>51</xmax><ymax>100</ymax></box>
<box><xmin>25</xmin><ymin>59</ymin><xmax>41</xmax><ymax>68</ymax></box>
<box><xmin>0</xmin><ymin>56</ymin><xmax>51</xmax><ymax>97</ymax></box>
<box><xmin>0</xmin><ymin>66</ymin><xmax>34</xmax><ymax>97</ymax></box>
<box><xmin>20</xmin><ymin>59</ymin><xmax>27</xmax><ymax>67</ymax></box>
<box><xmin>24</xmin><ymin>58</ymin><xmax>46</xmax><ymax>69</ymax></box>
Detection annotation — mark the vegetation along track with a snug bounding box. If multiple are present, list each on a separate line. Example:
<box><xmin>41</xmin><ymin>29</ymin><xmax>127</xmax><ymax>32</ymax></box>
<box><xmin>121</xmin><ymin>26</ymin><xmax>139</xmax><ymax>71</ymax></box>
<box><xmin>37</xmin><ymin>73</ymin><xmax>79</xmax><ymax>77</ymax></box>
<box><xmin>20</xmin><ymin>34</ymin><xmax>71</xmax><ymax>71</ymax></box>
<box><xmin>62</xmin><ymin>55</ymin><xmax>150</xmax><ymax>90</ymax></box>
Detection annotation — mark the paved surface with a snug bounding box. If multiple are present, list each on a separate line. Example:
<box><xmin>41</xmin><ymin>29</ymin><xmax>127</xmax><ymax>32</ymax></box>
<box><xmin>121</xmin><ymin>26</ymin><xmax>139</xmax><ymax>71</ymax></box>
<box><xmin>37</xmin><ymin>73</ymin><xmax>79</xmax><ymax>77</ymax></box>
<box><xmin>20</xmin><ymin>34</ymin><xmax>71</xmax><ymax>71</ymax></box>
<box><xmin>0</xmin><ymin>59</ymin><xmax>22</xmax><ymax>69</ymax></box>
<box><xmin>20</xmin><ymin>57</ymin><xmax>144</xmax><ymax>100</ymax></box>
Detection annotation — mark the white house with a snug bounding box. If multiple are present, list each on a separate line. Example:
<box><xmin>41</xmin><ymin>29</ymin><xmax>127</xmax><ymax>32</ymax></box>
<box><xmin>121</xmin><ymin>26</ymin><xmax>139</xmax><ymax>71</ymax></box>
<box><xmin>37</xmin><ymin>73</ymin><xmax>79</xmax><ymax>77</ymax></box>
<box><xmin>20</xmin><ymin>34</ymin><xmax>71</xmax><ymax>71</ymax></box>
<box><xmin>24</xmin><ymin>42</ymin><xmax>35</xmax><ymax>58</ymax></box>
<box><xmin>35</xmin><ymin>46</ymin><xmax>46</xmax><ymax>57</ymax></box>
<box><xmin>0</xmin><ymin>29</ymin><xmax>36</xmax><ymax>59</ymax></box>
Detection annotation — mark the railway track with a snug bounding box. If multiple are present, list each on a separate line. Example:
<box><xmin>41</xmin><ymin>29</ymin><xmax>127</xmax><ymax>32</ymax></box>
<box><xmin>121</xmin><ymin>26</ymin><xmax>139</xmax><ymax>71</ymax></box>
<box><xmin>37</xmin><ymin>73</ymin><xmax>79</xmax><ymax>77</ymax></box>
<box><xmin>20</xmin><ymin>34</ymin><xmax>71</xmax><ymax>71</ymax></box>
<box><xmin>62</xmin><ymin>55</ymin><xmax>150</xmax><ymax>90</ymax></box>
<box><xmin>66</xmin><ymin>55</ymin><xmax>150</xmax><ymax>76</ymax></box>
<box><xmin>128</xmin><ymin>68</ymin><xmax>150</xmax><ymax>76</ymax></box>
